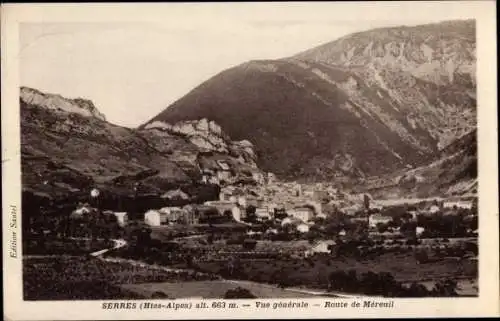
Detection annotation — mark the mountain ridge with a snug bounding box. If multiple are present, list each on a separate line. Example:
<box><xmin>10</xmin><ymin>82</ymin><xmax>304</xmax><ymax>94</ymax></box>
<box><xmin>142</xmin><ymin>20</ymin><xmax>476</xmax><ymax>182</ymax></box>
<box><xmin>21</xmin><ymin>87</ymin><xmax>265</xmax><ymax>213</ymax></box>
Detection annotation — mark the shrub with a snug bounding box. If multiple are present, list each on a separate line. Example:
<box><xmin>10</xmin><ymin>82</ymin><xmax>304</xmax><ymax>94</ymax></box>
<box><xmin>224</xmin><ymin>287</ymin><xmax>256</xmax><ymax>299</ymax></box>
<box><xmin>151</xmin><ymin>291</ymin><xmax>169</xmax><ymax>299</ymax></box>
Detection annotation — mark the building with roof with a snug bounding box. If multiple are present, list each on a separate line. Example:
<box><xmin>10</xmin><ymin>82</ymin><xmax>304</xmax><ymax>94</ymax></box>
<box><xmin>296</xmin><ymin>223</ymin><xmax>310</xmax><ymax>233</ymax></box>
<box><xmin>288</xmin><ymin>207</ymin><xmax>314</xmax><ymax>223</ymax></box>
<box><xmin>429</xmin><ymin>205</ymin><xmax>441</xmax><ymax>214</ymax></box>
<box><xmin>416</xmin><ymin>226</ymin><xmax>425</xmax><ymax>237</ymax></box>
<box><xmin>161</xmin><ymin>189</ymin><xmax>190</xmax><ymax>201</ymax></box>
<box><xmin>280</xmin><ymin>216</ymin><xmax>299</xmax><ymax>226</ymax></box>
<box><xmin>368</xmin><ymin>213</ymin><xmax>392</xmax><ymax>229</ymax></box>
<box><xmin>443</xmin><ymin>200</ymin><xmax>474</xmax><ymax>210</ymax></box>
<box><xmin>70</xmin><ymin>205</ymin><xmax>93</xmax><ymax>220</ymax></box>
<box><xmin>255</xmin><ymin>207</ymin><xmax>272</xmax><ymax>220</ymax></box>
<box><xmin>144</xmin><ymin>209</ymin><xmax>164</xmax><ymax>226</ymax></box>
<box><xmin>204</xmin><ymin>201</ymin><xmax>242</xmax><ymax>222</ymax></box>
<box><xmin>158</xmin><ymin>207</ymin><xmax>188</xmax><ymax>223</ymax></box>
<box><xmin>305</xmin><ymin>240</ymin><xmax>336</xmax><ymax>257</ymax></box>
<box><xmin>113</xmin><ymin>212</ymin><xmax>128</xmax><ymax>227</ymax></box>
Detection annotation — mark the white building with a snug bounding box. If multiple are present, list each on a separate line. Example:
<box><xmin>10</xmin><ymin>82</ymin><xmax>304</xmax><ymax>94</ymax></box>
<box><xmin>368</xmin><ymin>214</ymin><xmax>392</xmax><ymax>228</ymax></box>
<box><xmin>305</xmin><ymin>240</ymin><xmax>336</xmax><ymax>257</ymax></box>
<box><xmin>71</xmin><ymin>205</ymin><xmax>92</xmax><ymax>219</ymax></box>
<box><xmin>113</xmin><ymin>212</ymin><xmax>128</xmax><ymax>227</ymax></box>
<box><xmin>255</xmin><ymin>207</ymin><xmax>272</xmax><ymax>220</ymax></box>
<box><xmin>316</xmin><ymin>212</ymin><xmax>327</xmax><ymax>219</ymax></box>
<box><xmin>408</xmin><ymin>210</ymin><xmax>418</xmax><ymax>220</ymax></box>
<box><xmin>295</xmin><ymin>184</ymin><xmax>302</xmax><ymax>197</ymax></box>
<box><xmin>305</xmin><ymin>201</ymin><xmax>322</xmax><ymax>216</ymax></box>
<box><xmin>252</xmin><ymin>172</ymin><xmax>265</xmax><ymax>185</ymax></box>
<box><xmin>429</xmin><ymin>205</ymin><xmax>440</xmax><ymax>214</ymax></box>
<box><xmin>267</xmin><ymin>172</ymin><xmax>276</xmax><ymax>183</ymax></box>
<box><xmin>443</xmin><ymin>200</ymin><xmax>473</xmax><ymax>210</ymax></box>
<box><xmin>144</xmin><ymin>210</ymin><xmax>163</xmax><ymax>226</ymax></box>
<box><xmin>281</xmin><ymin>217</ymin><xmax>302</xmax><ymax>227</ymax></box>
<box><xmin>266</xmin><ymin>228</ymin><xmax>279</xmax><ymax>235</ymax></box>
<box><xmin>341</xmin><ymin>204</ymin><xmax>363</xmax><ymax>216</ymax></box>
<box><xmin>416</xmin><ymin>226</ymin><xmax>425</xmax><ymax>237</ymax></box>
<box><xmin>296</xmin><ymin>223</ymin><xmax>310</xmax><ymax>233</ymax></box>
<box><xmin>204</xmin><ymin>201</ymin><xmax>242</xmax><ymax>222</ymax></box>
<box><xmin>288</xmin><ymin>207</ymin><xmax>315</xmax><ymax>223</ymax></box>
<box><xmin>303</xmin><ymin>190</ymin><xmax>315</xmax><ymax>198</ymax></box>
<box><xmin>281</xmin><ymin>217</ymin><xmax>293</xmax><ymax>226</ymax></box>
<box><xmin>158</xmin><ymin>207</ymin><xmax>187</xmax><ymax>223</ymax></box>
<box><xmin>161</xmin><ymin>189</ymin><xmax>189</xmax><ymax>201</ymax></box>
<box><xmin>237</xmin><ymin>196</ymin><xmax>247</xmax><ymax>208</ymax></box>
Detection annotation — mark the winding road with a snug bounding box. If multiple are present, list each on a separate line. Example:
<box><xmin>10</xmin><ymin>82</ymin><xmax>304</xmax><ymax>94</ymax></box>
<box><xmin>89</xmin><ymin>238</ymin><xmax>127</xmax><ymax>257</ymax></box>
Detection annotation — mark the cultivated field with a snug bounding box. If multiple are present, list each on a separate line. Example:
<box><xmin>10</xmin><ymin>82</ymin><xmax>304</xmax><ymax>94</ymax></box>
<box><xmin>195</xmin><ymin>252</ymin><xmax>477</xmax><ymax>289</ymax></box>
<box><xmin>121</xmin><ymin>280</ymin><xmax>329</xmax><ymax>299</ymax></box>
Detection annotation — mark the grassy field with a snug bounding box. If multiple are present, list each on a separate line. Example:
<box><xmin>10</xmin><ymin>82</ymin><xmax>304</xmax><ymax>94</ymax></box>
<box><xmin>23</xmin><ymin>255</ymin><xmax>215</xmax><ymax>300</ymax></box>
<box><xmin>148</xmin><ymin>223</ymin><xmax>248</xmax><ymax>242</ymax></box>
<box><xmin>195</xmin><ymin>252</ymin><xmax>477</xmax><ymax>288</ymax></box>
<box><xmin>23</xmin><ymin>238</ymin><xmax>115</xmax><ymax>256</ymax></box>
<box><xmin>121</xmin><ymin>280</ymin><xmax>322</xmax><ymax>299</ymax></box>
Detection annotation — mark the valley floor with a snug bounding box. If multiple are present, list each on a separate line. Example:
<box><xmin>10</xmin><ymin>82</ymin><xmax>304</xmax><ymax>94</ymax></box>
<box><xmin>22</xmin><ymin>235</ymin><xmax>478</xmax><ymax>300</ymax></box>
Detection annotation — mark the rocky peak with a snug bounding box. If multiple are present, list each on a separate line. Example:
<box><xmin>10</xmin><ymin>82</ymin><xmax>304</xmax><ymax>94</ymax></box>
<box><xmin>294</xmin><ymin>20</ymin><xmax>476</xmax><ymax>87</ymax></box>
<box><xmin>21</xmin><ymin>88</ymin><xmax>267</xmax><ymax>216</ymax></box>
<box><xmin>144</xmin><ymin>118</ymin><xmax>231</xmax><ymax>153</ymax></box>
<box><xmin>20</xmin><ymin>87</ymin><xmax>106</xmax><ymax>121</ymax></box>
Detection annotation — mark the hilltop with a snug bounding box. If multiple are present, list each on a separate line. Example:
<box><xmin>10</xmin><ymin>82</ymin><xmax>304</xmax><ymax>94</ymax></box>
<box><xmin>21</xmin><ymin>87</ymin><xmax>264</xmax><ymax>214</ymax></box>
<box><xmin>142</xmin><ymin>20</ymin><xmax>476</xmax><ymax>182</ymax></box>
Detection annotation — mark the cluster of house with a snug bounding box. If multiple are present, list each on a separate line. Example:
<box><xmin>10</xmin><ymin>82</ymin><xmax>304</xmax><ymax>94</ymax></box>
<box><xmin>362</xmin><ymin>197</ymin><xmax>477</xmax><ymax>238</ymax></box>
<box><xmin>139</xmin><ymin>179</ymin><xmax>341</xmax><ymax>231</ymax></box>
<box><xmin>141</xmin><ymin>194</ymin><xmax>325</xmax><ymax>232</ymax></box>
<box><xmin>142</xmin><ymin>196</ymin><xmax>248</xmax><ymax>227</ymax></box>
<box><xmin>144</xmin><ymin>206</ymin><xmax>199</xmax><ymax>226</ymax></box>
<box><xmin>69</xmin><ymin>203</ymin><xmax>129</xmax><ymax>227</ymax></box>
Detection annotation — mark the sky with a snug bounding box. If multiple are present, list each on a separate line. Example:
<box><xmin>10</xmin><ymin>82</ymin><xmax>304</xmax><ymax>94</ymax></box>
<box><xmin>19</xmin><ymin>2</ymin><xmax>479</xmax><ymax>128</ymax></box>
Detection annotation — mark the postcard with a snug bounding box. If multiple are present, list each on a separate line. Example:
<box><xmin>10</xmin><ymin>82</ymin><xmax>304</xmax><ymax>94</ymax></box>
<box><xmin>2</xmin><ymin>1</ymin><xmax>499</xmax><ymax>320</ymax></box>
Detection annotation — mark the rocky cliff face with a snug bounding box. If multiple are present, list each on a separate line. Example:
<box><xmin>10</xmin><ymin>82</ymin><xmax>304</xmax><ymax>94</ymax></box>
<box><xmin>142</xmin><ymin>20</ymin><xmax>476</xmax><ymax>182</ymax></box>
<box><xmin>360</xmin><ymin>129</ymin><xmax>477</xmax><ymax>198</ymax></box>
<box><xmin>21</xmin><ymin>87</ymin><xmax>263</xmax><ymax>212</ymax></box>
<box><xmin>295</xmin><ymin>20</ymin><xmax>476</xmax><ymax>87</ymax></box>
<box><xmin>21</xmin><ymin>86</ymin><xmax>107</xmax><ymax>121</ymax></box>
<box><xmin>294</xmin><ymin>19</ymin><xmax>476</xmax><ymax>149</ymax></box>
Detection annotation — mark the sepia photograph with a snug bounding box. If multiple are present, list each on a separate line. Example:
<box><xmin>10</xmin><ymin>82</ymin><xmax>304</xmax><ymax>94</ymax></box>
<box><xmin>2</xmin><ymin>1</ymin><xmax>499</xmax><ymax>319</ymax></box>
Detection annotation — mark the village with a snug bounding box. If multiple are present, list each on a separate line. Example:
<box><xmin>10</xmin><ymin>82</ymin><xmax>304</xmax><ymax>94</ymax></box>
<box><xmin>58</xmin><ymin>167</ymin><xmax>478</xmax><ymax>268</ymax></box>
<box><xmin>23</xmin><ymin>163</ymin><xmax>479</xmax><ymax>300</ymax></box>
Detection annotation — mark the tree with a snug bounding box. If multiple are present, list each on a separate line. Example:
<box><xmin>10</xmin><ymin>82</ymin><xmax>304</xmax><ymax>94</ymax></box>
<box><xmin>414</xmin><ymin>249</ymin><xmax>429</xmax><ymax>264</ymax></box>
<box><xmin>207</xmin><ymin>234</ymin><xmax>214</xmax><ymax>245</ymax></box>
<box><xmin>242</xmin><ymin>239</ymin><xmax>257</xmax><ymax>251</ymax></box>
<box><xmin>363</xmin><ymin>194</ymin><xmax>370</xmax><ymax>210</ymax></box>
<box><xmin>223</xmin><ymin>210</ymin><xmax>234</xmax><ymax>221</ymax></box>
<box><xmin>224</xmin><ymin>287</ymin><xmax>256</xmax><ymax>299</ymax></box>
<box><xmin>151</xmin><ymin>291</ymin><xmax>169</xmax><ymax>299</ymax></box>
<box><xmin>377</xmin><ymin>223</ymin><xmax>388</xmax><ymax>233</ymax></box>
<box><xmin>432</xmin><ymin>279</ymin><xmax>458</xmax><ymax>297</ymax></box>
<box><xmin>245</xmin><ymin>205</ymin><xmax>257</xmax><ymax>223</ymax></box>
<box><xmin>406</xmin><ymin>282</ymin><xmax>431</xmax><ymax>297</ymax></box>
<box><xmin>274</xmin><ymin>208</ymin><xmax>288</xmax><ymax>220</ymax></box>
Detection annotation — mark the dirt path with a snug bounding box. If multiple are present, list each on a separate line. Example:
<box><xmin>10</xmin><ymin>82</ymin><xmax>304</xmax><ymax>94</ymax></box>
<box><xmin>90</xmin><ymin>239</ymin><xmax>127</xmax><ymax>257</ymax></box>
